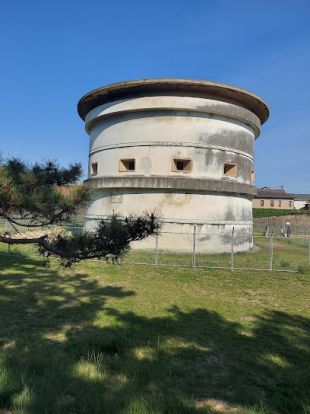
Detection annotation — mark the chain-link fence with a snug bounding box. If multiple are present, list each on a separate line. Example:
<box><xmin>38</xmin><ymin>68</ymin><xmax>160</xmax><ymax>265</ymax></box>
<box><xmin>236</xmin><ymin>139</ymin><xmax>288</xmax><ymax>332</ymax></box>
<box><xmin>122</xmin><ymin>229</ymin><xmax>310</xmax><ymax>273</ymax></box>
<box><xmin>1</xmin><ymin>219</ymin><xmax>310</xmax><ymax>273</ymax></box>
<box><xmin>254</xmin><ymin>214</ymin><xmax>310</xmax><ymax>236</ymax></box>
<box><xmin>0</xmin><ymin>218</ymin><xmax>82</xmax><ymax>235</ymax></box>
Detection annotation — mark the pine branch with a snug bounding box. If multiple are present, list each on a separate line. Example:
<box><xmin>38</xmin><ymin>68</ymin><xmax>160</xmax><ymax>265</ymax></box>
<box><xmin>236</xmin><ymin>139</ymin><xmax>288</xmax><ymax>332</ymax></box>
<box><xmin>0</xmin><ymin>214</ymin><xmax>159</xmax><ymax>266</ymax></box>
<box><xmin>0</xmin><ymin>156</ymin><xmax>159</xmax><ymax>266</ymax></box>
<box><xmin>0</xmin><ymin>234</ymin><xmax>48</xmax><ymax>245</ymax></box>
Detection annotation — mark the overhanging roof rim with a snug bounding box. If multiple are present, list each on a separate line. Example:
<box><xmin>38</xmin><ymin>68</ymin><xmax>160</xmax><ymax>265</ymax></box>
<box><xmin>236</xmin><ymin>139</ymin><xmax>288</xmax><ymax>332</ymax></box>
<box><xmin>77</xmin><ymin>78</ymin><xmax>269</xmax><ymax>124</ymax></box>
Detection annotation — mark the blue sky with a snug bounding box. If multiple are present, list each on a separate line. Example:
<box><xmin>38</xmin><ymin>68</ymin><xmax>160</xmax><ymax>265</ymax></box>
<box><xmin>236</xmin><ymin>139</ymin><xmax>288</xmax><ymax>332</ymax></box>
<box><xmin>0</xmin><ymin>0</ymin><xmax>309</xmax><ymax>192</ymax></box>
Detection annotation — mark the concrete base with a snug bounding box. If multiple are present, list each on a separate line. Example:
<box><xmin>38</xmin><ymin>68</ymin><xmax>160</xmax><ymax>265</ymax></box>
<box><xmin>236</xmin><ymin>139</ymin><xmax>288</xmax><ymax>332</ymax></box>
<box><xmin>84</xmin><ymin>218</ymin><xmax>253</xmax><ymax>253</ymax></box>
<box><xmin>134</xmin><ymin>221</ymin><xmax>253</xmax><ymax>253</ymax></box>
<box><xmin>84</xmin><ymin>189</ymin><xmax>253</xmax><ymax>253</ymax></box>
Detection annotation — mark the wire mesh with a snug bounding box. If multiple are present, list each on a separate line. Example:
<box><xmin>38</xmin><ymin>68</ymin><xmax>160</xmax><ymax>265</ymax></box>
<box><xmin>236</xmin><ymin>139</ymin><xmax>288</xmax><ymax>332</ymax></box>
<box><xmin>233</xmin><ymin>236</ymin><xmax>271</xmax><ymax>270</ymax></box>
<box><xmin>1</xmin><ymin>219</ymin><xmax>310</xmax><ymax>273</ymax></box>
<box><xmin>195</xmin><ymin>233</ymin><xmax>231</xmax><ymax>269</ymax></box>
<box><xmin>272</xmin><ymin>236</ymin><xmax>310</xmax><ymax>272</ymax></box>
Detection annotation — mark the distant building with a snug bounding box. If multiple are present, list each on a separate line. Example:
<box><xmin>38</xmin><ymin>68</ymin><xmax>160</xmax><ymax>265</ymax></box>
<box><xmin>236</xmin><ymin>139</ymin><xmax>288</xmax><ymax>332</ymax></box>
<box><xmin>253</xmin><ymin>187</ymin><xmax>294</xmax><ymax>209</ymax></box>
<box><xmin>293</xmin><ymin>194</ymin><xmax>310</xmax><ymax>210</ymax></box>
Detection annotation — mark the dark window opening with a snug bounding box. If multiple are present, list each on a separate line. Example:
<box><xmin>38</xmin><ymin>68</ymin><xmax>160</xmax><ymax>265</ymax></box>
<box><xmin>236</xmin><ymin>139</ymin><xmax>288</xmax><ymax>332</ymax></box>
<box><xmin>223</xmin><ymin>163</ymin><xmax>237</xmax><ymax>177</ymax></box>
<box><xmin>172</xmin><ymin>159</ymin><xmax>192</xmax><ymax>172</ymax></box>
<box><xmin>119</xmin><ymin>159</ymin><xmax>135</xmax><ymax>172</ymax></box>
<box><xmin>251</xmin><ymin>170</ymin><xmax>255</xmax><ymax>184</ymax></box>
<box><xmin>91</xmin><ymin>162</ymin><xmax>98</xmax><ymax>176</ymax></box>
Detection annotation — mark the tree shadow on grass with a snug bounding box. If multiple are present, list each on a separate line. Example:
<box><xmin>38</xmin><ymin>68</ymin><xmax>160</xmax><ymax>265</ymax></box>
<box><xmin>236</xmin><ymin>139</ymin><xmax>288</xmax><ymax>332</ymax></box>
<box><xmin>0</xmin><ymin>254</ymin><xmax>309</xmax><ymax>413</ymax></box>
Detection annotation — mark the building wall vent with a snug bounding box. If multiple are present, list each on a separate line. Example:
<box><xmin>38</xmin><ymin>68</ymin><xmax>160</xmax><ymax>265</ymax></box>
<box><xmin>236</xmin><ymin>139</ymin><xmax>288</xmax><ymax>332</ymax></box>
<box><xmin>223</xmin><ymin>163</ymin><xmax>237</xmax><ymax>177</ymax></box>
<box><xmin>172</xmin><ymin>159</ymin><xmax>192</xmax><ymax>172</ymax></box>
<box><xmin>119</xmin><ymin>159</ymin><xmax>135</xmax><ymax>172</ymax></box>
<box><xmin>91</xmin><ymin>162</ymin><xmax>98</xmax><ymax>176</ymax></box>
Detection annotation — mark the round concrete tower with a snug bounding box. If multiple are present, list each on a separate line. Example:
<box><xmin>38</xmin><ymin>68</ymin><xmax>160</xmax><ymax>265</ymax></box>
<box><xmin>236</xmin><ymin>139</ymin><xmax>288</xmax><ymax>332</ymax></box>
<box><xmin>78</xmin><ymin>79</ymin><xmax>269</xmax><ymax>252</ymax></box>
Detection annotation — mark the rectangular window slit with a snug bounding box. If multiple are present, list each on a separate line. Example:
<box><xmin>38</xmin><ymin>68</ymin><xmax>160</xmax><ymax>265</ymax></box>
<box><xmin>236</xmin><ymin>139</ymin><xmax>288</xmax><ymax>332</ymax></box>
<box><xmin>91</xmin><ymin>162</ymin><xmax>98</xmax><ymax>176</ymax></box>
<box><xmin>223</xmin><ymin>163</ymin><xmax>237</xmax><ymax>177</ymax></box>
<box><xmin>172</xmin><ymin>159</ymin><xmax>192</xmax><ymax>172</ymax></box>
<box><xmin>119</xmin><ymin>159</ymin><xmax>135</xmax><ymax>172</ymax></box>
<box><xmin>250</xmin><ymin>169</ymin><xmax>255</xmax><ymax>184</ymax></box>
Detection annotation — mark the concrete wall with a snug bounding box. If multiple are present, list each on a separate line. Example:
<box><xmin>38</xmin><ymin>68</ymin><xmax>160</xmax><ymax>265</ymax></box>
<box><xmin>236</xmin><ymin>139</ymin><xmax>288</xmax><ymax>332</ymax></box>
<box><xmin>80</xmin><ymin>85</ymin><xmax>266</xmax><ymax>253</ymax></box>
<box><xmin>254</xmin><ymin>214</ymin><xmax>310</xmax><ymax>235</ymax></box>
<box><xmin>84</xmin><ymin>190</ymin><xmax>253</xmax><ymax>252</ymax></box>
<box><xmin>86</xmin><ymin>98</ymin><xmax>256</xmax><ymax>185</ymax></box>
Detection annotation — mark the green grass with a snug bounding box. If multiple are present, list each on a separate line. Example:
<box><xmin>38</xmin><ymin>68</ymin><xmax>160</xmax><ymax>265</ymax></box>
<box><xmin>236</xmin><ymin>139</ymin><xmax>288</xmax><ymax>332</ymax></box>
<box><xmin>253</xmin><ymin>208</ymin><xmax>309</xmax><ymax>218</ymax></box>
<box><xmin>123</xmin><ymin>237</ymin><xmax>310</xmax><ymax>273</ymax></box>
<box><xmin>0</xmin><ymin>244</ymin><xmax>309</xmax><ymax>414</ymax></box>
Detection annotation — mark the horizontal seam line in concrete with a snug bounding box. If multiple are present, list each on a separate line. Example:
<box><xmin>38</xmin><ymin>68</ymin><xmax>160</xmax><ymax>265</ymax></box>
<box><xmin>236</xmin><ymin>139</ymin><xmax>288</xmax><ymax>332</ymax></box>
<box><xmin>85</xmin><ymin>99</ymin><xmax>261</xmax><ymax>129</ymax></box>
<box><xmin>85</xmin><ymin>107</ymin><xmax>260</xmax><ymax>137</ymax></box>
<box><xmin>89</xmin><ymin>142</ymin><xmax>254</xmax><ymax>160</ymax></box>
<box><xmin>84</xmin><ymin>215</ymin><xmax>253</xmax><ymax>225</ymax></box>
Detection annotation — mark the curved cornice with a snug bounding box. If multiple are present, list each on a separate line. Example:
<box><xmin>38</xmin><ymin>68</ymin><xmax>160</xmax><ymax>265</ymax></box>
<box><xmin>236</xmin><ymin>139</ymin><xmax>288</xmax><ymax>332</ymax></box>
<box><xmin>78</xmin><ymin>78</ymin><xmax>269</xmax><ymax>125</ymax></box>
<box><xmin>85</xmin><ymin>176</ymin><xmax>257</xmax><ymax>197</ymax></box>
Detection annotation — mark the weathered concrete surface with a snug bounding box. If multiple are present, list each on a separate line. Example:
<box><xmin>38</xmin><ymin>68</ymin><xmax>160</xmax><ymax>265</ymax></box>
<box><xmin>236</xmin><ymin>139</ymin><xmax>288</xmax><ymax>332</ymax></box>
<box><xmin>85</xmin><ymin>97</ymin><xmax>262</xmax><ymax>137</ymax></box>
<box><xmin>86</xmin><ymin>176</ymin><xmax>257</xmax><ymax>196</ymax></box>
<box><xmin>78</xmin><ymin>79</ymin><xmax>269</xmax><ymax>252</ymax></box>
<box><xmin>84</xmin><ymin>191</ymin><xmax>253</xmax><ymax>252</ymax></box>
<box><xmin>84</xmin><ymin>190</ymin><xmax>253</xmax><ymax>222</ymax></box>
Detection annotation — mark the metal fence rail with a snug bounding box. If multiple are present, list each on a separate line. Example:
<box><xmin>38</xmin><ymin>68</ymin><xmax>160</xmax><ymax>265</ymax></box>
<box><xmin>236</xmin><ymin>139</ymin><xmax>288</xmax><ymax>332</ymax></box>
<box><xmin>1</xmin><ymin>219</ymin><xmax>310</xmax><ymax>273</ymax></box>
<box><xmin>254</xmin><ymin>215</ymin><xmax>310</xmax><ymax>236</ymax></box>
<box><xmin>123</xmin><ymin>230</ymin><xmax>310</xmax><ymax>273</ymax></box>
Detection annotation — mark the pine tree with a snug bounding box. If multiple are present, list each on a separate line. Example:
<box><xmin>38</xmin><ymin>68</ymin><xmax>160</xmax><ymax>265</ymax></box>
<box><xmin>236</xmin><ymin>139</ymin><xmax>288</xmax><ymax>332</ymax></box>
<box><xmin>0</xmin><ymin>157</ymin><xmax>158</xmax><ymax>266</ymax></box>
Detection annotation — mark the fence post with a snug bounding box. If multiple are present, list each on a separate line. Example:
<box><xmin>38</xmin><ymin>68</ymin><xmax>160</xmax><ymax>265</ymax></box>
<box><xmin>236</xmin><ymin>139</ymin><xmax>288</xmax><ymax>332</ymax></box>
<box><xmin>154</xmin><ymin>232</ymin><xmax>159</xmax><ymax>266</ymax></box>
<box><xmin>269</xmin><ymin>232</ymin><xmax>273</xmax><ymax>271</ymax></box>
<box><xmin>192</xmin><ymin>225</ymin><xmax>196</xmax><ymax>268</ymax></box>
<box><xmin>308</xmin><ymin>239</ymin><xmax>310</xmax><ymax>266</ymax></box>
<box><xmin>231</xmin><ymin>227</ymin><xmax>235</xmax><ymax>270</ymax></box>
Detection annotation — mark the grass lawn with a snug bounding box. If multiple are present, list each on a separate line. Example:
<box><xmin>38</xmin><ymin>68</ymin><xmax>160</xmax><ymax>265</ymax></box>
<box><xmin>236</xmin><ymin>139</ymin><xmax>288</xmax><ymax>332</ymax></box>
<box><xmin>0</xmin><ymin>245</ymin><xmax>309</xmax><ymax>414</ymax></box>
<box><xmin>124</xmin><ymin>236</ymin><xmax>310</xmax><ymax>273</ymax></box>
